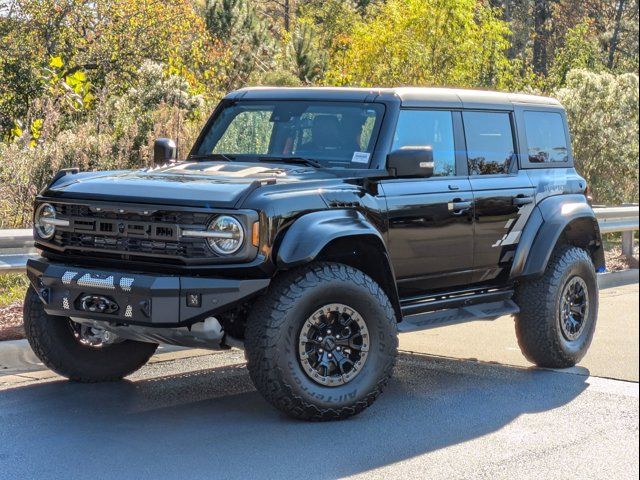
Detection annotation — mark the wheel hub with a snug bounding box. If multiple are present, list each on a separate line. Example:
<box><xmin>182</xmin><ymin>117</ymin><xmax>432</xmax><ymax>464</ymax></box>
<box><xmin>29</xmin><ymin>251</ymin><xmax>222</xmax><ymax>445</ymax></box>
<box><xmin>559</xmin><ymin>276</ymin><xmax>589</xmax><ymax>341</ymax></box>
<box><xmin>298</xmin><ymin>303</ymin><xmax>369</xmax><ymax>387</ymax></box>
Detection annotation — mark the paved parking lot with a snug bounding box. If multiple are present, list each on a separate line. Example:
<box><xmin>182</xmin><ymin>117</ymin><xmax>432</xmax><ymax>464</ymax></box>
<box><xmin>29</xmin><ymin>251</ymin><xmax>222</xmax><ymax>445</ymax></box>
<box><xmin>401</xmin><ymin>283</ymin><xmax>639</xmax><ymax>382</ymax></box>
<box><xmin>0</xmin><ymin>284</ymin><xmax>638</xmax><ymax>480</ymax></box>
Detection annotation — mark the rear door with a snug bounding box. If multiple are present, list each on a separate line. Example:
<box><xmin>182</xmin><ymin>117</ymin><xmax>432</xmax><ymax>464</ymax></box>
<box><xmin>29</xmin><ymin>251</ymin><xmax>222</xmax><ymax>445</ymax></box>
<box><xmin>381</xmin><ymin>109</ymin><xmax>474</xmax><ymax>296</ymax></box>
<box><xmin>462</xmin><ymin>111</ymin><xmax>536</xmax><ymax>284</ymax></box>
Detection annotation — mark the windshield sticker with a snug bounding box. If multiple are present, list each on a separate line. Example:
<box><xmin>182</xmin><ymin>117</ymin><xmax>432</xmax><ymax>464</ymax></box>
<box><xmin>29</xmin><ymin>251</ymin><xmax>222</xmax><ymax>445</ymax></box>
<box><xmin>351</xmin><ymin>152</ymin><xmax>370</xmax><ymax>164</ymax></box>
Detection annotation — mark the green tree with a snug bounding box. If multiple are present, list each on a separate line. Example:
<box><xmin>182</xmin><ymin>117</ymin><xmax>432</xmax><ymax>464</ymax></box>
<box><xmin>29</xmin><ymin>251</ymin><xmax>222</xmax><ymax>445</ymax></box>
<box><xmin>297</xmin><ymin>0</ymin><xmax>361</xmax><ymax>70</ymax></box>
<box><xmin>288</xmin><ymin>21</ymin><xmax>325</xmax><ymax>83</ymax></box>
<box><xmin>547</xmin><ymin>21</ymin><xmax>605</xmax><ymax>87</ymax></box>
<box><xmin>204</xmin><ymin>0</ymin><xmax>273</xmax><ymax>89</ymax></box>
<box><xmin>0</xmin><ymin>0</ymin><xmax>221</xmax><ymax>137</ymax></box>
<box><xmin>325</xmin><ymin>0</ymin><xmax>513</xmax><ymax>89</ymax></box>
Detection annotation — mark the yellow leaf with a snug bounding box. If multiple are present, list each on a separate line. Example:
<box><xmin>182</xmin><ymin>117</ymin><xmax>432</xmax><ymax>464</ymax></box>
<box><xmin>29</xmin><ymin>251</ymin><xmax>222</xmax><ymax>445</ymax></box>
<box><xmin>50</xmin><ymin>56</ymin><xmax>63</xmax><ymax>69</ymax></box>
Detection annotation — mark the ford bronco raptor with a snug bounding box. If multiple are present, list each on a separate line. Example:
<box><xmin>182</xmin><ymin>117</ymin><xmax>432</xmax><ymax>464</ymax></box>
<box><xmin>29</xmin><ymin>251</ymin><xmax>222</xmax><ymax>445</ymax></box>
<box><xmin>24</xmin><ymin>87</ymin><xmax>603</xmax><ymax>421</ymax></box>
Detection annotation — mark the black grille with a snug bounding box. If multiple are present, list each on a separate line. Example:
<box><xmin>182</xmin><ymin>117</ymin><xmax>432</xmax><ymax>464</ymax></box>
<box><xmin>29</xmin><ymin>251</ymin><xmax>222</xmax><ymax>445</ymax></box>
<box><xmin>55</xmin><ymin>204</ymin><xmax>209</xmax><ymax>225</ymax></box>
<box><xmin>50</xmin><ymin>203</ymin><xmax>213</xmax><ymax>261</ymax></box>
<box><xmin>55</xmin><ymin>232</ymin><xmax>209</xmax><ymax>257</ymax></box>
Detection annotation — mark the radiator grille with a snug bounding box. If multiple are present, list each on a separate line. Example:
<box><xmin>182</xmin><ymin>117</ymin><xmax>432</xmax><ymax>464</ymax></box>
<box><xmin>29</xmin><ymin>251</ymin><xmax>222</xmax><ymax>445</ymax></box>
<box><xmin>49</xmin><ymin>203</ymin><xmax>213</xmax><ymax>261</ymax></box>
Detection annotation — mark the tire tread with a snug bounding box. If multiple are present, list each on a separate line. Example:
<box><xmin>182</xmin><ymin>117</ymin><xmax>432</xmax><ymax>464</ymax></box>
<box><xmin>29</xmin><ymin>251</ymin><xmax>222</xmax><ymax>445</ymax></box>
<box><xmin>23</xmin><ymin>287</ymin><xmax>157</xmax><ymax>382</ymax></box>
<box><xmin>514</xmin><ymin>246</ymin><xmax>596</xmax><ymax>368</ymax></box>
<box><xmin>245</xmin><ymin>262</ymin><xmax>397</xmax><ymax>421</ymax></box>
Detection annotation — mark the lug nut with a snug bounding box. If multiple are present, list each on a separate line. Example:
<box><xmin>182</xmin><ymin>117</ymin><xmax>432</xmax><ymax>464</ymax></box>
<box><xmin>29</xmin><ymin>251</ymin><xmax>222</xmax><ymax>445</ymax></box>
<box><xmin>328</xmin><ymin>353</ymin><xmax>333</xmax><ymax>358</ymax></box>
<box><xmin>327</xmin><ymin>329</ymin><xmax>332</xmax><ymax>334</ymax></box>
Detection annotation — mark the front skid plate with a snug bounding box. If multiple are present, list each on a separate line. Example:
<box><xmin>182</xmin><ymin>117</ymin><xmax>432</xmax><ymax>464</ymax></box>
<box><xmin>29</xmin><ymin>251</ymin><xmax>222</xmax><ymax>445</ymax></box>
<box><xmin>26</xmin><ymin>257</ymin><xmax>269</xmax><ymax>326</ymax></box>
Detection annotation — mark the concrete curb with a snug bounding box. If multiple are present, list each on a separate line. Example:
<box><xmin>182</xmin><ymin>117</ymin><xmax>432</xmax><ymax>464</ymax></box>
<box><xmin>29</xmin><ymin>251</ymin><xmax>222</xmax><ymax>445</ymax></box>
<box><xmin>598</xmin><ymin>269</ymin><xmax>639</xmax><ymax>290</ymax></box>
<box><xmin>0</xmin><ymin>340</ymin><xmax>214</xmax><ymax>380</ymax></box>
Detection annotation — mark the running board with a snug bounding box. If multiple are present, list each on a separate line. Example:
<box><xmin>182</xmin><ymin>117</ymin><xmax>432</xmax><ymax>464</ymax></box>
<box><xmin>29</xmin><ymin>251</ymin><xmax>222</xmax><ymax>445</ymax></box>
<box><xmin>400</xmin><ymin>287</ymin><xmax>514</xmax><ymax>316</ymax></box>
<box><xmin>397</xmin><ymin>300</ymin><xmax>520</xmax><ymax>333</ymax></box>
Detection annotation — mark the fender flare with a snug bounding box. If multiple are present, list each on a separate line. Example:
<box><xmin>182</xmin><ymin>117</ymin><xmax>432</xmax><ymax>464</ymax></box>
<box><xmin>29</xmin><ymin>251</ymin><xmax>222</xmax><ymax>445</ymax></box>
<box><xmin>510</xmin><ymin>194</ymin><xmax>604</xmax><ymax>280</ymax></box>
<box><xmin>276</xmin><ymin>209</ymin><xmax>387</xmax><ymax>268</ymax></box>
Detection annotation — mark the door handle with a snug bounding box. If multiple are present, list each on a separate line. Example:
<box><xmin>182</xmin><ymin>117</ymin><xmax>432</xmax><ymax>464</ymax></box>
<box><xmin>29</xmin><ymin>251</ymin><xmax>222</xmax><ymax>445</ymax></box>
<box><xmin>448</xmin><ymin>199</ymin><xmax>473</xmax><ymax>215</ymax></box>
<box><xmin>512</xmin><ymin>195</ymin><xmax>534</xmax><ymax>206</ymax></box>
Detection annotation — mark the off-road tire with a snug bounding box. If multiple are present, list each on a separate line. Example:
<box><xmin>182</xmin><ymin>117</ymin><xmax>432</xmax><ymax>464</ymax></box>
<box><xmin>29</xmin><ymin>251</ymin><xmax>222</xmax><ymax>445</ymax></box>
<box><xmin>245</xmin><ymin>262</ymin><xmax>398</xmax><ymax>421</ymax></box>
<box><xmin>514</xmin><ymin>246</ymin><xmax>598</xmax><ymax>368</ymax></box>
<box><xmin>23</xmin><ymin>286</ymin><xmax>158</xmax><ymax>382</ymax></box>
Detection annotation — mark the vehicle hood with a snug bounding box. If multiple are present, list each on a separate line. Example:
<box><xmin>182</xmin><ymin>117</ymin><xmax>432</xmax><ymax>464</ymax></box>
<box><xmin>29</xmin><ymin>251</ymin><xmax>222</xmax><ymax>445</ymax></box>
<box><xmin>44</xmin><ymin>161</ymin><xmax>342</xmax><ymax>208</ymax></box>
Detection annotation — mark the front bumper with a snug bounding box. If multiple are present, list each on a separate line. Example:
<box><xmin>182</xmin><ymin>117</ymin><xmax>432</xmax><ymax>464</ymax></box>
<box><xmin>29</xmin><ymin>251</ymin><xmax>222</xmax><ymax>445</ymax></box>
<box><xmin>26</xmin><ymin>257</ymin><xmax>269</xmax><ymax>326</ymax></box>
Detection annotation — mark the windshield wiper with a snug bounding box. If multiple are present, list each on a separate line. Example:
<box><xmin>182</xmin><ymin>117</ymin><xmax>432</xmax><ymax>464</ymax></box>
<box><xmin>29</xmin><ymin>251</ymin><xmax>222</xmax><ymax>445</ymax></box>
<box><xmin>188</xmin><ymin>153</ymin><xmax>236</xmax><ymax>161</ymax></box>
<box><xmin>254</xmin><ymin>156</ymin><xmax>323</xmax><ymax>168</ymax></box>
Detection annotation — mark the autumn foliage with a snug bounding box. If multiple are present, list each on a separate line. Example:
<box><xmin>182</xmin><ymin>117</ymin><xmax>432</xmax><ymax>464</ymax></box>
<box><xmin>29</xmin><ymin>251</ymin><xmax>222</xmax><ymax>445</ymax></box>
<box><xmin>0</xmin><ymin>0</ymin><xmax>638</xmax><ymax>227</ymax></box>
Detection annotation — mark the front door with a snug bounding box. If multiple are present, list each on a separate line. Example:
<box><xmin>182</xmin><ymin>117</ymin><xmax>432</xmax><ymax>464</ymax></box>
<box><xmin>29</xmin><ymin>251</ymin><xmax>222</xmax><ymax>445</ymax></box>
<box><xmin>381</xmin><ymin>109</ymin><xmax>474</xmax><ymax>297</ymax></box>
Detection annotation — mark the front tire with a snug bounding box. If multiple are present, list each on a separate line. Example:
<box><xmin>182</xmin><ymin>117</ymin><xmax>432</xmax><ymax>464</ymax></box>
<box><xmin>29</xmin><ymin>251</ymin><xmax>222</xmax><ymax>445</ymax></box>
<box><xmin>514</xmin><ymin>246</ymin><xmax>598</xmax><ymax>368</ymax></box>
<box><xmin>23</xmin><ymin>287</ymin><xmax>158</xmax><ymax>382</ymax></box>
<box><xmin>245</xmin><ymin>262</ymin><xmax>398</xmax><ymax>421</ymax></box>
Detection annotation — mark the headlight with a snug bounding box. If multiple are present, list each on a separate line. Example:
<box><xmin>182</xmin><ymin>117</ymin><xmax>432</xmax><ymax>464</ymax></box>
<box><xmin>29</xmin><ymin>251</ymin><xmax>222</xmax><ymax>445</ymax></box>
<box><xmin>34</xmin><ymin>203</ymin><xmax>57</xmax><ymax>240</ymax></box>
<box><xmin>206</xmin><ymin>215</ymin><xmax>244</xmax><ymax>255</ymax></box>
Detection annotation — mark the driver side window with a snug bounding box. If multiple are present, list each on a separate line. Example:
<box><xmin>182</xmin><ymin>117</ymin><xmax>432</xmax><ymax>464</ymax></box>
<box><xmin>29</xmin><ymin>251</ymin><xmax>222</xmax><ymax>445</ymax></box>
<box><xmin>392</xmin><ymin>110</ymin><xmax>456</xmax><ymax>177</ymax></box>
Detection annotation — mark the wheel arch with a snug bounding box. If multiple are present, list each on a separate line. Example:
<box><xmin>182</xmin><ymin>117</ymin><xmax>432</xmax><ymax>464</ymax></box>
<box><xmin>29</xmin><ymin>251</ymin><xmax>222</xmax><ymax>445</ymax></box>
<box><xmin>510</xmin><ymin>194</ymin><xmax>605</xmax><ymax>280</ymax></box>
<box><xmin>275</xmin><ymin>210</ymin><xmax>401</xmax><ymax>321</ymax></box>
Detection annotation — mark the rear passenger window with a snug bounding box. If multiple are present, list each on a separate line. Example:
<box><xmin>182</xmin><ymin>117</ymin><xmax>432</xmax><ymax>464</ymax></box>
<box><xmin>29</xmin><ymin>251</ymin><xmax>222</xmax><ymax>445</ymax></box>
<box><xmin>463</xmin><ymin>112</ymin><xmax>515</xmax><ymax>175</ymax></box>
<box><xmin>524</xmin><ymin>111</ymin><xmax>569</xmax><ymax>163</ymax></box>
<box><xmin>392</xmin><ymin>110</ymin><xmax>456</xmax><ymax>177</ymax></box>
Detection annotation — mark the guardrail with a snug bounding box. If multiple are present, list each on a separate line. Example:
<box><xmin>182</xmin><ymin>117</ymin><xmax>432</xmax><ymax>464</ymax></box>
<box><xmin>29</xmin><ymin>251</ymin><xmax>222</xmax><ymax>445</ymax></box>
<box><xmin>0</xmin><ymin>206</ymin><xmax>638</xmax><ymax>275</ymax></box>
<box><xmin>593</xmin><ymin>206</ymin><xmax>639</xmax><ymax>258</ymax></box>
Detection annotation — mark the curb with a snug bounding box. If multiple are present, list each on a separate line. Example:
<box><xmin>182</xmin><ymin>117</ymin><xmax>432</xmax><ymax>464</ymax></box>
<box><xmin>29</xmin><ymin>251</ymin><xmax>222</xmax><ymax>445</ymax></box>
<box><xmin>597</xmin><ymin>269</ymin><xmax>639</xmax><ymax>290</ymax></box>
<box><xmin>0</xmin><ymin>340</ymin><xmax>213</xmax><ymax>379</ymax></box>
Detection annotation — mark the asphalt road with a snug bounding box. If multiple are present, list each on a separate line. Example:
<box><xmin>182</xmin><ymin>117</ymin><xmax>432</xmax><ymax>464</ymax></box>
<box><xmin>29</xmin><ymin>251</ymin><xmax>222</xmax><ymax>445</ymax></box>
<box><xmin>0</xmin><ymin>284</ymin><xmax>638</xmax><ymax>480</ymax></box>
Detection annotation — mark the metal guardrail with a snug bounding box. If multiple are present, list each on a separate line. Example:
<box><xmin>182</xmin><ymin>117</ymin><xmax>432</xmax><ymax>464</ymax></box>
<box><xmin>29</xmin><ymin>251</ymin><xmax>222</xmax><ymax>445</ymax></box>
<box><xmin>0</xmin><ymin>228</ymin><xmax>39</xmax><ymax>274</ymax></box>
<box><xmin>0</xmin><ymin>206</ymin><xmax>638</xmax><ymax>275</ymax></box>
<box><xmin>593</xmin><ymin>206</ymin><xmax>639</xmax><ymax>258</ymax></box>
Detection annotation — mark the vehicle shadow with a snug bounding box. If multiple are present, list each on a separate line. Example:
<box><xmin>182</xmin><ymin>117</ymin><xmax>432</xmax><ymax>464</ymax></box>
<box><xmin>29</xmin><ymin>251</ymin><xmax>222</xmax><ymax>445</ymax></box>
<box><xmin>0</xmin><ymin>352</ymin><xmax>589</xmax><ymax>480</ymax></box>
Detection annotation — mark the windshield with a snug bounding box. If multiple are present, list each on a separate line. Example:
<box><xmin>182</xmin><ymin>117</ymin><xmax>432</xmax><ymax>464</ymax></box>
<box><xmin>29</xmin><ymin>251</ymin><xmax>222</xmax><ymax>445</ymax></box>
<box><xmin>193</xmin><ymin>101</ymin><xmax>385</xmax><ymax>168</ymax></box>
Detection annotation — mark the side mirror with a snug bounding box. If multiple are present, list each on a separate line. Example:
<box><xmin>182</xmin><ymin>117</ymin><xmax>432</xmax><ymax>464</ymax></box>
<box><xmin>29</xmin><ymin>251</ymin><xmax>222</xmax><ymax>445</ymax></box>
<box><xmin>387</xmin><ymin>147</ymin><xmax>434</xmax><ymax>178</ymax></box>
<box><xmin>153</xmin><ymin>138</ymin><xmax>177</xmax><ymax>166</ymax></box>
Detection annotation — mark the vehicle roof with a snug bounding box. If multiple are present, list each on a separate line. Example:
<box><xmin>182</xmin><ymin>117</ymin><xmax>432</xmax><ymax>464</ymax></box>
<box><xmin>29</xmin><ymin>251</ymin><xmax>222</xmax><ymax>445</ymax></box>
<box><xmin>226</xmin><ymin>86</ymin><xmax>562</xmax><ymax>109</ymax></box>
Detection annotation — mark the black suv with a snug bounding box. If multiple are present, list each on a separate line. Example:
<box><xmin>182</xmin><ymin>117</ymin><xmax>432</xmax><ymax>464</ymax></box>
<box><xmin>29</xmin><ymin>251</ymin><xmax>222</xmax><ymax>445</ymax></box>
<box><xmin>24</xmin><ymin>87</ymin><xmax>604</xmax><ymax>420</ymax></box>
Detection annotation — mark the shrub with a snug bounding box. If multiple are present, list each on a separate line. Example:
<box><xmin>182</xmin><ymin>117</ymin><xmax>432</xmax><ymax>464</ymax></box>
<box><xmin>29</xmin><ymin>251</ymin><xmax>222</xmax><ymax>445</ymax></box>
<box><xmin>556</xmin><ymin>69</ymin><xmax>639</xmax><ymax>205</ymax></box>
<box><xmin>0</xmin><ymin>62</ymin><xmax>206</xmax><ymax>228</ymax></box>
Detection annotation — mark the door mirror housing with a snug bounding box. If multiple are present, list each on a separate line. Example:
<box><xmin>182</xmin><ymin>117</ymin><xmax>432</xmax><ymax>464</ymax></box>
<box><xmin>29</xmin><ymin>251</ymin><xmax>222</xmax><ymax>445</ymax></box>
<box><xmin>387</xmin><ymin>147</ymin><xmax>434</xmax><ymax>178</ymax></box>
<box><xmin>153</xmin><ymin>138</ymin><xmax>177</xmax><ymax>166</ymax></box>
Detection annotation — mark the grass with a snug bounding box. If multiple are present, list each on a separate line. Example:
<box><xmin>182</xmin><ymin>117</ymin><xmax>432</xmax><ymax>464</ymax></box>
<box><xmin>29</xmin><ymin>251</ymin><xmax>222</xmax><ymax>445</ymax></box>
<box><xmin>0</xmin><ymin>274</ymin><xmax>29</xmax><ymax>307</ymax></box>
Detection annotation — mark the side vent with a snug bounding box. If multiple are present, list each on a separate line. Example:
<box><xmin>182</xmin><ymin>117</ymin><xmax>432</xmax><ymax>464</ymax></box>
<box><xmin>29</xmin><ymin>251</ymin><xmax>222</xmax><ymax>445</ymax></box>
<box><xmin>328</xmin><ymin>201</ymin><xmax>360</xmax><ymax>208</ymax></box>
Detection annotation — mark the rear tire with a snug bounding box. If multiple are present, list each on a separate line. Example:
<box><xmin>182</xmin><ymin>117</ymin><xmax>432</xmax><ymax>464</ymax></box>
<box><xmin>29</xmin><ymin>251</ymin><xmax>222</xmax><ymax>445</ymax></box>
<box><xmin>245</xmin><ymin>262</ymin><xmax>398</xmax><ymax>421</ymax></box>
<box><xmin>23</xmin><ymin>286</ymin><xmax>158</xmax><ymax>382</ymax></box>
<box><xmin>514</xmin><ymin>246</ymin><xmax>598</xmax><ymax>368</ymax></box>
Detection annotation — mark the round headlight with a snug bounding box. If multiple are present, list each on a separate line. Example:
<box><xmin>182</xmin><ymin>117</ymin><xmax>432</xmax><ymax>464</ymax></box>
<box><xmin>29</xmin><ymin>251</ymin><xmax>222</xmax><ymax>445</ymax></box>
<box><xmin>35</xmin><ymin>203</ymin><xmax>57</xmax><ymax>240</ymax></box>
<box><xmin>207</xmin><ymin>216</ymin><xmax>244</xmax><ymax>255</ymax></box>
